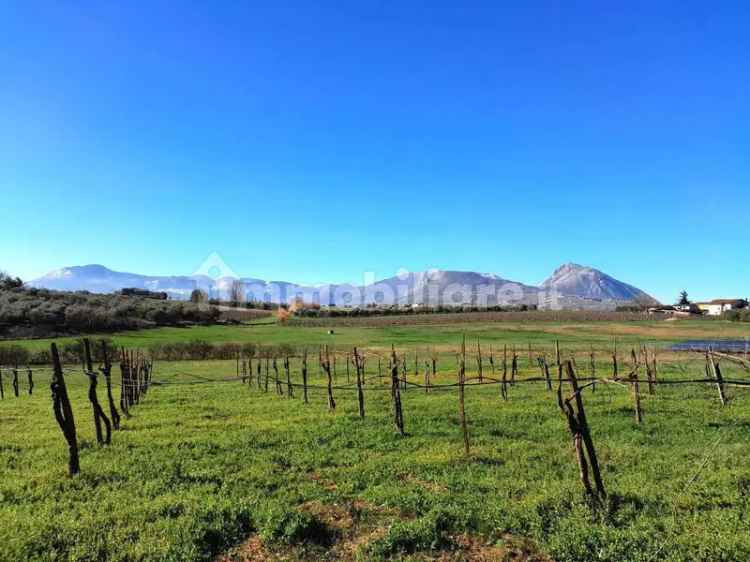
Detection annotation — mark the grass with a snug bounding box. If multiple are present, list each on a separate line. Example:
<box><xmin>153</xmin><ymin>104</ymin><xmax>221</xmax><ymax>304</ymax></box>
<box><xmin>2</xmin><ymin>319</ymin><xmax>750</xmax><ymax>561</ymax></box>
<box><xmin>5</xmin><ymin>316</ymin><xmax>750</xmax><ymax>355</ymax></box>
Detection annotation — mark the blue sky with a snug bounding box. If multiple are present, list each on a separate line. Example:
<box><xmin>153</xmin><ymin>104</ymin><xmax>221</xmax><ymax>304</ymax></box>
<box><xmin>1</xmin><ymin>1</ymin><xmax>748</xmax><ymax>303</ymax></box>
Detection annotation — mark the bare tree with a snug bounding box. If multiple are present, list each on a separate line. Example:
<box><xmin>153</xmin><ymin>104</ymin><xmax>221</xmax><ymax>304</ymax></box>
<box><xmin>190</xmin><ymin>289</ymin><xmax>208</xmax><ymax>303</ymax></box>
<box><xmin>229</xmin><ymin>280</ymin><xmax>245</xmax><ymax>304</ymax></box>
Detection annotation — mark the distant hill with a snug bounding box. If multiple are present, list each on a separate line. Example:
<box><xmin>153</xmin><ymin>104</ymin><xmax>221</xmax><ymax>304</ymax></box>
<box><xmin>29</xmin><ymin>263</ymin><xmax>657</xmax><ymax>309</ymax></box>
<box><xmin>540</xmin><ymin>263</ymin><xmax>658</xmax><ymax>305</ymax></box>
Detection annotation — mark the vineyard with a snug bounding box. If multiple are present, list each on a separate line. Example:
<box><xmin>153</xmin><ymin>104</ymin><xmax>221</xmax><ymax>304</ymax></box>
<box><xmin>2</xmin><ymin>320</ymin><xmax>750</xmax><ymax>561</ymax></box>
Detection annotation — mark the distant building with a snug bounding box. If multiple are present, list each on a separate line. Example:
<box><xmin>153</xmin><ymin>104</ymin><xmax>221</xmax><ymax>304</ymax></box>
<box><xmin>696</xmin><ymin>299</ymin><xmax>747</xmax><ymax>316</ymax></box>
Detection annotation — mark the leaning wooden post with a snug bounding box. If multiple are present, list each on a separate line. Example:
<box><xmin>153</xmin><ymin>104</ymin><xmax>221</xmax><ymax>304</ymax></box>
<box><xmin>539</xmin><ymin>356</ymin><xmax>552</xmax><ymax>391</ymax></box>
<box><xmin>99</xmin><ymin>342</ymin><xmax>121</xmax><ymax>431</ymax></box>
<box><xmin>50</xmin><ymin>343</ymin><xmax>80</xmax><ymax>476</ymax></box>
<box><xmin>707</xmin><ymin>349</ymin><xmax>727</xmax><ymax>406</ymax></box>
<box><xmin>557</xmin><ymin>364</ymin><xmax>593</xmax><ymax>498</ymax></box>
<box><xmin>27</xmin><ymin>368</ymin><xmax>33</xmax><ymax>395</ymax></box>
<box><xmin>301</xmin><ymin>349</ymin><xmax>309</xmax><ymax>404</ymax></box>
<box><xmin>84</xmin><ymin>339</ymin><xmax>111</xmax><ymax>445</ymax></box>
<box><xmin>390</xmin><ymin>347</ymin><xmax>405</xmax><ymax>436</ymax></box>
<box><xmin>565</xmin><ymin>361</ymin><xmax>606</xmax><ymax>500</ymax></box>
<box><xmin>354</xmin><ymin>348</ymin><xmax>365</xmax><ymax>419</ymax></box>
<box><xmin>458</xmin><ymin>337</ymin><xmax>470</xmax><ymax>456</ymax></box>
<box><xmin>0</xmin><ymin>369</ymin><xmax>4</xmax><ymax>399</ymax></box>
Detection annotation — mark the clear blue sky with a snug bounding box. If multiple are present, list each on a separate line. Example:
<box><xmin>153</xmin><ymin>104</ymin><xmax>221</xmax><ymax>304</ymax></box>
<box><xmin>2</xmin><ymin>2</ymin><xmax>748</xmax><ymax>303</ymax></box>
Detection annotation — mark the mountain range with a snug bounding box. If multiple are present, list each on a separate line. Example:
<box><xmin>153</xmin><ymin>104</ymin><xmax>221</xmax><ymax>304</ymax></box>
<box><xmin>27</xmin><ymin>263</ymin><xmax>658</xmax><ymax>309</ymax></box>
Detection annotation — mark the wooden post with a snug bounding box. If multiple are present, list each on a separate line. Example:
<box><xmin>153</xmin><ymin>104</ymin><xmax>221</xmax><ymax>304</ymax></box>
<box><xmin>424</xmin><ymin>360</ymin><xmax>430</xmax><ymax>393</ymax></box>
<box><xmin>630</xmin><ymin>366</ymin><xmax>643</xmax><ymax>424</ymax></box>
<box><xmin>567</xmin><ymin>361</ymin><xmax>605</xmax><ymax>499</ymax></box>
<box><xmin>390</xmin><ymin>347</ymin><xmax>404</xmax><ymax>436</ymax></box>
<box><xmin>99</xmin><ymin>342</ymin><xmax>121</xmax><ymax>431</ymax></box>
<box><xmin>458</xmin><ymin>337</ymin><xmax>470</xmax><ymax>456</ymax></box>
<box><xmin>12</xmin><ymin>368</ymin><xmax>19</xmax><ymax>397</ymax></box>
<box><xmin>501</xmin><ymin>344</ymin><xmax>508</xmax><ymax>401</ymax></box>
<box><xmin>528</xmin><ymin>342</ymin><xmax>533</xmax><ymax>368</ymax></box>
<box><xmin>555</xmin><ymin>340</ymin><xmax>563</xmax><ymax>384</ymax></box>
<box><xmin>284</xmin><ymin>356</ymin><xmax>293</xmax><ymax>398</ymax></box>
<box><xmin>707</xmin><ymin>350</ymin><xmax>727</xmax><ymax>406</ymax></box>
<box><xmin>557</xmin><ymin>361</ymin><xmax>606</xmax><ymax>501</ymax></box>
<box><xmin>323</xmin><ymin>346</ymin><xmax>335</xmax><ymax>411</ymax></box>
<box><xmin>302</xmin><ymin>349</ymin><xmax>309</xmax><ymax>404</ymax></box>
<box><xmin>84</xmin><ymin>339</ymin><xmax>111</xmax><ymax>445</ymax></box>
<box><xmin>539</xmin><ymin>356</ymin><xmax>552</xmax><ymax>391</ymax></box>
<box><xmin>27</xmin><ymin>368</ymin><xmax>33</xmax><ymax>395</ymax></box>
<box><xmin>354</xmin><ymin>348</ymin><xmax>365</xmax><ymax>419</ymax></box>
<box><xmin>401</xmin><ymin>355</ymin><xmax>407</xmax><ymax>391</ymax></box>
<box><xmin>119</xmin><ymin>349</ymin><xmax>130</xmax><ymax>418</ymax></box>
<box><xmin>273</xmin><ymin>358</ymin><xmax>282</xmax><ymax>396</ymax></box>
<box><xmin>0</xmin><ymin>369</ymin><xmax>4</xmax><ymax>399</ymax></box>
<box><xmin>476</xmin><ymin>341</ymin><xmax>483</xmax><ymax>383</ymax></box>
<box><xmin>256</xmin><ymin>359</ymin><xmax>262</xmax><ymax>388</ymax></box>
<box><xmin>511</xmin><ymin>347</ymin><xmax>518</xmax><ymax>385</ymax></box>
<box><xmin>612</xmin><ymin>339</ymin><xmax>619</xmax><ymax>380</ymax></box>
<box><xmin>589</xmin><ymin>348</ymin><xmax>596</xmax><ymax>393</ymax></box>
<box><xmin>50</xmin><ymin>343</ymin><xmax>80</xmax><ymax>476</ymax></box>
<box><xmin>643</xmin><ymin>346</ymin><xmax>655</xmax><ymax>395</ymax></box>
<box><xmin>264</xmin><ymin>356</ymin><xmax>270</xmax><ymax>393</ymax></box>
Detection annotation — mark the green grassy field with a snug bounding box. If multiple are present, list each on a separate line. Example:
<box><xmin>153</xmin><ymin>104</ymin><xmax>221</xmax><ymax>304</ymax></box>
<box><xmin>2</xmin><ymin>319</ymin><xmax>750</xmax><ymax>561</ymax></box>
<box><xmin>6</xmin><ymin>316</ymin><xmax>750</xmax><ymax>354</ymax></box>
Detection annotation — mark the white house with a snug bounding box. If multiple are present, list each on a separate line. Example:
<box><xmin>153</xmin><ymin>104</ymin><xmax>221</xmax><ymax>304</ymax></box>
<box><xmin>696</xmin><ymin>299</ymin><xmax>747</xmax><ymax>316</ymax></box>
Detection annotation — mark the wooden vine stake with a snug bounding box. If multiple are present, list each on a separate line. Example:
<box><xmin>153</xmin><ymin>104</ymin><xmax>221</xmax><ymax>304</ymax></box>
<box><xmin>589</xmin><ymin>348</ymin><xmax>596</xmax><ymax>393</ymax></box>
<box><xmin>423</xmin><ymin>360</ymin><xmax>431</xmax><ymax>393</ymax></box>
<box><xmin>557</xmin><ymin>360</ymin><xmax>606</xmax><ymax>503</ymax></box>
<box><xmin>612</xmin><ymin>339</ymin><xmax>619</xmax><ymax>380</ymax></box>
<box><xmin>630</xmin><ymin>364</ymin><xmax>643</xmax><ymax>424</ymax></box>
<box><xmin>50</xmin><ymin>343</ymin><xmax>80</xmax><ymax>476</ymax></box>
<box><xmin>322</xmin><ymin>346</ymin><xmax>335</xmax><ymax>411</ymax></box>
<box><xmin>354</xmin><ymin>348</ymin><xmax>365</xmax><ymax>419</ymax></box>
<box><xmin>301</xmin><ymin>349</ymin><xmax>309</xmax><ymax>404</ymax></box>
<box><xmin>0</xmin><ymin>369</ymin><xmax>4</xmax><ymax>399</ymax></box>
<box><xmin>501</xmin><ymin>344</ymin><xmax>508</xmax><ymax>401</ymax></box>
<box><xmin>27</xmin><ymin>368</ymin><xmax>33</xmax><ymax>395</ymax></box>
<box><xmin>12</xmin><ymin>368</ymin><xmax>19</xmax><ymax>397</ymax></box>
<box><xmin>99</xmin><ymin>341</ymin><xmax>121</xmax><ymax>431</ymax></box>
<box><xmin>538</xmin><ymin>356</ymin><xmax>552</xmax><ymax>392</ymax></box>
<box><xmin>643</xmin><ymin>346</ymin><xmax>655</xmax><ymax>395</ymax></box>
<box><xmin>119</xmin><ymin>348</ymin><xmax>131</xmax><ymax>418</ymax></box>
<box><xmin>84</xmin><ymin>339</ymin><xmax>111</xmax><ymax>445</ymax></box>
<box><xmin>458</xmin><ymin>337</ymin><xmax>470</xmax><ymax>456</ymax></box>
<box><xmin>284</xmin><ymin>356</ymin><xmax>293</xmax><ymax>398</ymax></box>
<box><xmin>273</xmin><ymin>358</ymin><xmax>283</xmax><ymax>396</ymax></box>
<box><xmin>476</xmin><ymin>341</ymin><xmax>483</xmax><ymax>383</ymax></box>
<box><xmin>511</xmin><ymin>346</ymin><xmax>518</xmax><ymax>385</ymax></box>
<box><xmin>390</xmin><ymin>346</ymin><xmax>405</xmax><ymax>436</ymax></box>
<box><xmin>707</xmin><ymin>349</ymin><xmax>727</xmax><ymax>406</ymax></box>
